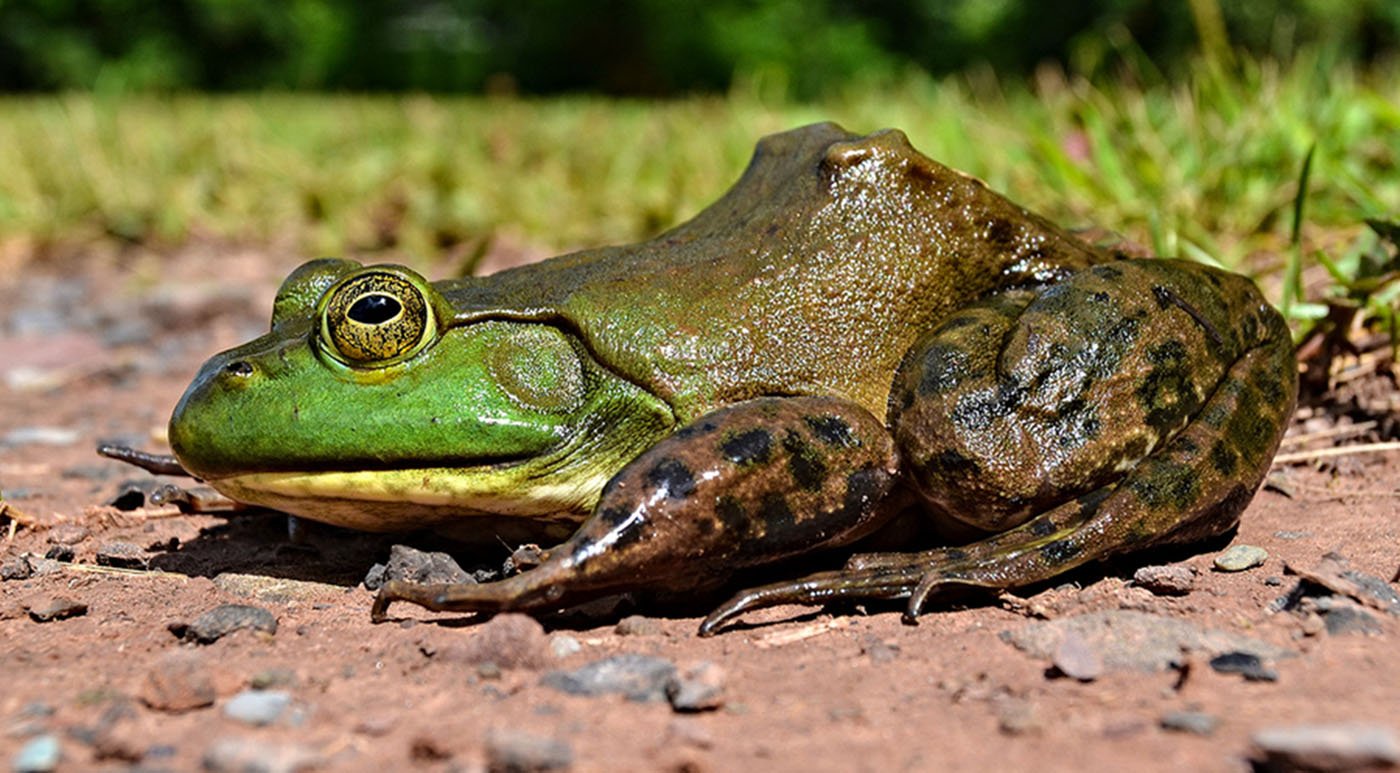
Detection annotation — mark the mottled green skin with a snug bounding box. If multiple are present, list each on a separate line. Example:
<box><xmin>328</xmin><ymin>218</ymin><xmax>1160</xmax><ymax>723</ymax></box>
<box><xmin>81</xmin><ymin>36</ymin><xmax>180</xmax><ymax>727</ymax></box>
<box><xmin>167</xmin><ymin>123</ymin><xmax>1297</xmax><ymax>634</ymax></box>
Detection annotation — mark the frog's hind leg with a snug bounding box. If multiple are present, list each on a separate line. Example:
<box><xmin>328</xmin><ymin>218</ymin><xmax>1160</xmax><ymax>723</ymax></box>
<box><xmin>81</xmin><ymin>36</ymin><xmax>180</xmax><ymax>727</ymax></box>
<box><xmin>373</xmin><ymin>395</ymin><xmax>902</xmax><ymax>622</ymax></box>
<box><xmin>700</xmin><ymin>259</ymin><xmax>1296</xmax><ymax>635</ymax></box>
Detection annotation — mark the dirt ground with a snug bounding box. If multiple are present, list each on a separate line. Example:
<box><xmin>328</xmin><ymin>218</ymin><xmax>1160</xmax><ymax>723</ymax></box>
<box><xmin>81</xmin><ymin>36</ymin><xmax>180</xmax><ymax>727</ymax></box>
<box><xmin>2</xmin><ymin>246</ymin><xmax>1398</xmax><ymax>773</ymax></box>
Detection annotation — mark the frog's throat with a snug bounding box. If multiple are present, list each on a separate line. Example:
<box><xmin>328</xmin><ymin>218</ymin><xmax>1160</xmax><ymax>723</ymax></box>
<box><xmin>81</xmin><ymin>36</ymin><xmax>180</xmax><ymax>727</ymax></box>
<box><xmin>207</xmin><ymin>464</ymin><xmax>610</xmax><ymax>533</ymax></box>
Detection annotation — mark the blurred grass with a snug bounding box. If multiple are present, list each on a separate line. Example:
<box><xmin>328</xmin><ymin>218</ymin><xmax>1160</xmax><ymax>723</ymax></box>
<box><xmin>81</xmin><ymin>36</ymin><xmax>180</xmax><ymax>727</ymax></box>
<box><xmin>0</xmin><ymin>50</ymin><xmax>1395</xmax><ymax>330</ymax></box>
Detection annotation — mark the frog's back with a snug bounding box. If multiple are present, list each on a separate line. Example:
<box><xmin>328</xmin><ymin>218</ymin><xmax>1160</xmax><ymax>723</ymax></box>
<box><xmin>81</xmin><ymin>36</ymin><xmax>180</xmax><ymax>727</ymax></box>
<box><xmin>444</xmin><ymin>123</ymin><xmax>1105</xmax><ymax>421</ymax></box>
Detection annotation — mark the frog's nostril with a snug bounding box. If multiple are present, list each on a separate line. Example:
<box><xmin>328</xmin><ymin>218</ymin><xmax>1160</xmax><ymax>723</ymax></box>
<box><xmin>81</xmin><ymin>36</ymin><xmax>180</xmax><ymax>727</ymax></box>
<box><xmin>225</xmin><ymin>361</ymin><xmax>254</xmax><ymax>378</ymax></box>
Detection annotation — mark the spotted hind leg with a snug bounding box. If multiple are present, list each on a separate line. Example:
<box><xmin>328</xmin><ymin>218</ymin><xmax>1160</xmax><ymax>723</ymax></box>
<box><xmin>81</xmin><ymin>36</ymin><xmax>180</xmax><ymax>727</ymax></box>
<box><xmin>700</xmin><ymin>260</ymin><xmax>1296</xmax><ymax>635</ymax></box>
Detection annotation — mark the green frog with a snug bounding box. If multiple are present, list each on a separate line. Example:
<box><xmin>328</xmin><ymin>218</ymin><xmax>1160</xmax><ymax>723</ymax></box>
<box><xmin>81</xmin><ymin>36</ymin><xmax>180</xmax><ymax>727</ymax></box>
<box><xmin>167</xmin><ymin>123</ymin><xmax>1296</xmax><ymax>635</ymax></box>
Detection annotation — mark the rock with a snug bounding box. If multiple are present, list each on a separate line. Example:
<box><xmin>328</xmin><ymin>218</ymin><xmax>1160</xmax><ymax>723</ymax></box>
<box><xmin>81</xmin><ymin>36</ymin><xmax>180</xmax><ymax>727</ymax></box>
<box><xmin>26</xmin><ymin>596</ymin><xmax>88</xmax><ymax>622</ymax></box>
<box><xmin>860</xmin><ymin>635</ymin><xmax>900</xmax><ymax>664</ymax></box>
<box><xmin>46</xmin><ymin>524</ymin><xmax>90</xmax><ymax>546</ymax></box>
<box><xmin>180</xmin><ymin>604</ymin><xmax>277</xmax><ymax>644</ymax></box>
<box><xmin>223</xmin><ymin>690</ymin><xmax>292</xmax><ymax>726</ymax></box>
<box><xmin>201</xmin><ymin>738</ymin><xmax>321</xmax><ymax>773</ymax></box>
<box><xmin>437</xmin><ymin>614</ymin><xmax>550</xmax><ymax>670</ymax></box>
<box><xmin>212</xmin><ymin>573</ymin><xmax>341</xmax><ymax>603</ymax></box>
<box><xmin>1160</xmin><ymin>710</ymin><xmax>1220</xmax><ymax>736</ymax></box>
<box><xmin>995</xmin><ymin>697</ymin><xmax>1041</xmax><ymax>736</ymax></box>
<box><xmin>365</xmin><ymin>545</ymin><xmax>472</xmax><ymax>590</ymax></box>
<box><xmin>95</xmin><ymin>542</ymin><xmax>148</xmax><ymax>569</ymax></box>
<box><xmin>1051</xmin><ymin>631</ymin><xmax>1103</xmax><ymax>681</ymax></box>
<box><xmin>1214</xmin><ymin>545</ymin><xmax>1268</xmax><ymax>572</ymax></box>
<box><xmin>540</xmin><ymin>654</ymin><xmax>677</xmax><ymax>702</ymax></box>
<box><xmin>1208</xmin><ymin>651</ymin><xmax>1278</xmax><ymax>682</ymax></box>
<box><xmin>1132</xmin><ymin>564</ymin><xmax>1196</xmax><ymax>596</ymax></box>
<box><xmin>2</xmin><ymin>427</ymin><xmax>79</xmax><ymax>447</ymax></box>
<box><xmin>614</xmin><ymin>615</ymin><xmax>663</xmax><ymax>636</ymax></box>
<box><xmin>666</xmin><ymin>661</ymin><xmax>726</xmax><ymax>712</ymax></box>
<box><xmin>1286</xmin><ymin>555</ymin><xmax>1400</xmax><ymax>616</ymax></box>
<box><xmin>485</xmin><ymin>729</ymin><xmax>573</xmax><ymax>772</ymax></box>
<box><xmin>549</xmin><ymin>635</ymin><xmax>582</xmax><ymax>659</ymax></box>
<box><xmin>1</xmin><ymin>554</ymin><xmax>33</xmax><ymax>580</ymax></box>
<box><xmin>11</xmin><ymin>734</ymin><xmax>61</xmax><ymax>773</ymax></box>
<box><xmin>1322</xmin><ymin>605</ymin><xmax>1383</xmax><ymax>637</ymax></box>
<box><xmin>1001</xmin><ymin>610</ymin><xmax>1291</xmax><ymax>672</ymax></box>
<box><xmin>1252</xmin><ymin>723</ymin><xmax>1400</xmax><ymax>772</ymax></box>
<box><xmin>139</xmin><ymin>651</ymin><xmax>217</xmax><ymax>712</ymax></box>
<box><xmin>41</xmin><ymin>546</ymin><xmax>73</xmax><ymax>563</ymax></box>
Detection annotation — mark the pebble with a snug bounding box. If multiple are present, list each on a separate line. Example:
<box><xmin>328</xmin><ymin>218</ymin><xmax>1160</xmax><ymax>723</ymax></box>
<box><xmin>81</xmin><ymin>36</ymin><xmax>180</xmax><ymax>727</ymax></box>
<box><xmin>860</xmin><ymin>634</ymin><xmax>900</xmax><ymax>664</ymax></box>
<box><xmin>139</xmin><ymin>651</ymin><xmax>217</xmax><ymax>712</ymax></box>
<box><xmin>1322</xmin><ymin>605</ymin><xmax>1383</xmax><ymax>636</ymax></box>
<box><xmin>1051</xmin><ymin>631</ymin><xmax>1103</xmax><ymax>681</ymax></box>
<box><xmin>1001</xmin><ymin>610</ymin><xmax>1292</xmax><ymax>672</ymax></box>
<box><xmin>201</xmin><ymin>738</ymin><xmax>321</xmax><ymax>773</ymax></box>
<box><xmin>540</xmin><ymin>654</ymin><xmax>677</xmax><ymax>702</ymax></box>
<box><xmin>223</xmin><ymin>690</ymin><xmax>292</xmax><ymax>726</ymax></box>
<box><xmin>437</xmin><ymin>614</ymin><xmax>550</xmax><ymax>670</ymax></box>
<box><xmin>1253</xmin><ymin>723</ymin><xmax>1400</xmax><ymax>772</ymax></box>
<box><xmin>10</xmin><ymin>734</ymin><xmax>61</xmax><ymax>773</ymax></box>
<box><xmin>179</xmin><ymin>604</ymin><xmax>278</xmax><ymax>644</ymax></box>
<box><xmin>1160</xmin><ymin>710</ymin><xmax>1220</xmax><ymax>736</ymax></box>
<box><xmin>364</xmin><ymin>544</ymin><xmax>472</xmax><ymax>590</ymax></box>
<box><xmin>211</xmin><ymin>573</ymin><xmax>341</xmax><ymax>603</ymax></box>
<box><xmin>1</xmin><ymin>555</ymin><xmax>33</xmax><ymax>581</ymax></box>
<box><xmin>614</xmin><ymin>614</ymin><xmax>663</xmax><ymax>636</ymax></box>
<box><xmin>1132</xmin><ymin>564</ymin><xmax>1196</xmax><ymax>596</ymax></box>
<box><xmin>95</xmin><ymin>542</ymin><xmax>148</xmax><ymax>569</ymax></box>
<box><xmin>2</xmin><ymin>427</ymin><xmax>79</xmax><ymax>448</ymax></box>
<box><xmin>666</xmin><ymin>661</ymin><xmax>727</xmax><ymax>712</ymax></box>
<box><xmin>1208</xmin><ymin>651</ymin><xmax>1278</xmax><ymax>682</ymax></box>
<box><xmin>549</xmin><ymin>635</ymin><xmax>582</xmax><ymax>659</ymax></box>
<box><xmin>1214</xmin><ymin>545</ymin><xmax>1268</xmax><ymax>572</ymax></box>
<box><xmin>26</xmin><ymin>596</ymin><xmax>88</xmax><ymax>623</ymax></box>
<box><xmin>46</xmin><ymin>524</ymin><xmax>90</xmax><ymax>546</ymax></box>
<box><xmin>41</xmin><ymin>546</ymin><xmax>73</xmax><ymax>563</ymax></box>
<box><xmin>485</xmin><ymin>729</ymin><xmax>573</xmax><ymax>772</ymax></box>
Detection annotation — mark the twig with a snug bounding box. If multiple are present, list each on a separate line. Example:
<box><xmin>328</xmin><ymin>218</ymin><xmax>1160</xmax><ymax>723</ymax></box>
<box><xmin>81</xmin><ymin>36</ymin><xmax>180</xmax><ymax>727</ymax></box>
<box><xmin>1272</xmin><ymin>441</ymin><xmax>1400</xmax><ymax>465</ymax></box>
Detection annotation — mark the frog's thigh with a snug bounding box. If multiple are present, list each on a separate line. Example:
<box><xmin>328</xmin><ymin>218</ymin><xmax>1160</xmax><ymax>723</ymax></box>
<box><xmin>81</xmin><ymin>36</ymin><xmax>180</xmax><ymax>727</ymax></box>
<box><xmin>700</xmin><ymin>260</ymin><xmax>1296</xmax><ymax>633</ymax></box>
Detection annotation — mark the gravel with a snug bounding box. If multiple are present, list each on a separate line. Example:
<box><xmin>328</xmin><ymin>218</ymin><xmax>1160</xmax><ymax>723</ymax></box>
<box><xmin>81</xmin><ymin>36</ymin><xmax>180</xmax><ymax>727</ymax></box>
<box><xmin>1001</xmin><ymin>610</ymin><xmax>1292</xmax><ymax>672</ymax></box>
<box><xmin>139</xmin><ymin>650</ymin><xmax>217</xmax><ymax>712</ymax></box>
<box><xmin>1208</xmin><ymin>651</ymin><xmax>1278</xmax><ymax>682</ymax></box>
<box><xmin>201</xmin><ymin>738</ymin><xmax>321</xmax><ymax>773</ymax></box>
<box><xmin>223</xmin><ymin>690</ymin><xmax>293</xmax><ymax>726</ymax></box>
<box><xmin>1214</xmin><ymin>544</ymin><xmax>1268</xmax><ymax>572</ymax></box>
<box><xmin>435</xmin><ymin>613</ymin><xmax>550</xmax><ymax>670</ymax></box>
<box><xmin>540</xmin><ymin>654</ymin><xmax>677</xmax><ymax>702</ymax></box>
<box><xmin>666</xmin><ymin>661</ymin><xmax>727</xmax><ymax>712</ymax></box>
<box><xmin>485</xmin><ymin>729</ymin><xmax>573</xmax><ymax>772</ymax></box>
<box><xmin>25</xmin><ymin>596</ymin><xmax>88</xmax><ymax>622</ymax></box>
<box><xmin>1160</xmin><ymin>710</ymin><xmax>1220</xmax><ymax>736</ymax></box>
<box><xmin>11</xmin><ymin>734</ymin><xmax>61</xmax><ymax>773</ymax></box>
<box><xmin>177</xmin><ymin>604</ymin><xmax>278</xmax><ymax>644</ymax></box>
<box><xmin>1252</xmin><ymin>722</ymin><xmax>1400</xmax><ymax>772</ymax></box>
<box><xmin>1132</xmin><ymin>564</ymin><xmax>1196</xmax><ymax>596</ymax></box>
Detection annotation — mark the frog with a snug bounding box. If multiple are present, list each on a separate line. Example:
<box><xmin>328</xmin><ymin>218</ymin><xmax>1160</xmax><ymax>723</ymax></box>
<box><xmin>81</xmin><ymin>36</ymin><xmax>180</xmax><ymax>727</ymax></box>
<box><xmin>167</xmin><ymin>123</ymin><xmax>1296</xmax><ymax>635</ymax></box>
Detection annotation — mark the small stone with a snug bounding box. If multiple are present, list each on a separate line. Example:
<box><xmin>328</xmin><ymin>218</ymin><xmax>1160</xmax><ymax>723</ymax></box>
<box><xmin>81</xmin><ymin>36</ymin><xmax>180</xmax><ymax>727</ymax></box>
<box><xmin>1052</xmin><ymin>631</ymin><xmax>1103</xmax><ymax>681</ymax></box>
<box><xmin>1208</xmin><ymin>651</ymin><xmax>1277</xmax><ymax>682</ymax></box>
<box><xmin>11</xmin><ymin>734</ymin><xmax>61</xmax><ymax>772</ymax></box>
<box><xmin>370</xmin><ymin>544</ymin><xmax>472</xmax><ymax>589</ymax></box>
<box><xmin>223</xmin><ymin>690</ymin><xmax>292</xmax><ymax>726</ymax></box>
<box><xmin>41</xmin><ymin>546</ymin><xmax>73</xmax><ymax>563</ymax></box>
<box><xmin>1214</xmin><ymin>545</ymin><xmax>1268</xmax><ymax>572</ymax></box>
<box><xmin>540</xmin><ymin>654</ymin><xmax>677</xmax><ymax>702</ymax></box>
<box><xmin>614</xmin><ymin>615</ymin><xmax>663</xmax><ymax>636</ymax></box>
<box><xmin>182</xmin><ymin>604</ymin><xmax>277</xmax><ymax>644</ymax></box>
<box><xmin>1253</xmin><ymin>723</ymin><xmax>1400</xmax><ymax>772</ymax></box>
<box><xmin>437</xmin><ymin>614</ymin><xmax>549</xmax><ymax>670</ymax></box>
<box><xmin>45</xmin><ymin>524</ymin><xmax>90</xmax><ymax>546</ymax></box>
<box><xmin>201</xmin><ymin>738</ymin><xmax>321</xmax><ymax>773</ymax></box>
<box><xmin>1323</xmin><ymin>606</ymin><xmax>1383</xmax><ymax>636</ymax></box>
<box><xmin>485</xmin><ymin>729</ymin><xmax>573</xmax><ymax>772</ymax></box>
<box><xmin>1160</xmin><ymin>710</ymin><xmax>1220</xmax><ymax>736</ymax></box>
<box><xmin>139</xmin><ymin>651</ymin><xmax>217</xmax><ymax>712</ymax></box>
<box><xmin>549</xmin><ymin>635</ymin><xmax>582</xmax><ymax>659</ymax></box>
<box><xmin>666</xmin><ymin>661</ymin><xmax>726</xmax><ymax>712</ymax></box>
<box><xmin>212</xmin><ymin>573</ymin><xmax>341</xmax><ymax>603</ymax></box>
<box><xmin>1132</xmin><ymin>564</ymin><xmax>1196</xmax><ymax>596</ymax></box>
<box><xmin>26</xmin><ymin>596</ymin><xmax>87</xmax><ymax>622</ymax></box>
<box><xmin>2</xmin><ymin>427</ymin><xmax>79</xmax><ymax>447</ymax></box>
<box><xmin>248</xmin><ymin>668</ymin><xmax>297</xmax><ymax>690</ymax></box>
<box><xmin>860</xmin><ymin>634</ymin><xmax>900</xmax><ymax>664</ymax></box>
<box><xmin>95</xmin><ymin>542</ymin><xmax>148</xmax><ymax>569</ymax></box>
<box><xmin>1</xmin><ymin>554</ymin><xmax>33</xmax><ymax>580</ymax></box>
<box><xmin>995</xmin><ymin>698</ymin><xmax>1041</xmax><ymax>736</ymax></box>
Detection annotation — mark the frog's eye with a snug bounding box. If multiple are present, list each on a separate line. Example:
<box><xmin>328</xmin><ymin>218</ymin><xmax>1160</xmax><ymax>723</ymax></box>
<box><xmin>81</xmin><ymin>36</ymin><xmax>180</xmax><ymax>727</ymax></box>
<box><xmin>320</xmin><ymin>270</ymin><xmax>436</xmax><ymax>366</ymax></box>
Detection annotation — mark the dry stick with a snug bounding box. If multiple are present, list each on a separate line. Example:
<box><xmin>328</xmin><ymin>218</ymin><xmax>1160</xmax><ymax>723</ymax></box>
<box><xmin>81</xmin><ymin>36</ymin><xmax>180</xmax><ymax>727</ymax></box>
<box><xmin>1272</xmin><ymin>441</ymin><xmax>1400</xmax><ymax>466</ymax></box>
<box><xmin>1280</xmin><ymin>420</ymin><xmax>1378</xmax><ymax>448</ymax></box>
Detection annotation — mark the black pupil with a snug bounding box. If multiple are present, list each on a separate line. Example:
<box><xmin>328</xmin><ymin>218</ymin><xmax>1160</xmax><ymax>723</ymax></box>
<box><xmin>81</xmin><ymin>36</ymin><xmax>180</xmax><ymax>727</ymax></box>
<box><xmin>348</xmin><ymin>294</ymin><xmax>401</xmax><ymax>324</ymax></box>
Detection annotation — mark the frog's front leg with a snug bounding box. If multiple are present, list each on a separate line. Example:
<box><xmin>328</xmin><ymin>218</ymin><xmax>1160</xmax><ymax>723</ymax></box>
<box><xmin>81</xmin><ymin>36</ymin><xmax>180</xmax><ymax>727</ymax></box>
<box><xmin>701</xmin><ymin>259</ymin><xmax>1296</xmax><ymax>635</ymax></box>
<box><xmin>372</xmin><ymin>396</ymin><xmax>900</xmax><ymax>621</ymax></box>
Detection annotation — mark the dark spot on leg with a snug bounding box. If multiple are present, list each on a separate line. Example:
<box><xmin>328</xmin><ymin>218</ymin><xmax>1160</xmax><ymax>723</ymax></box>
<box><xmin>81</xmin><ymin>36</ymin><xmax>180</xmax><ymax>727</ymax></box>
<box><xmin>1091</xmin><ymin>264</ymin><xmax>1124</xmax><ymax>281</ymax></box>
<box><xmin>696</xmin><ymin>517</ymin><xmax>717</xmax><ymax>537</ymax></box>
<box><xmin>839</xmin><ymin>466</ymin><xmax>891</xmax><ymax>520</ymax></box>
<box><xmin>1040</xmin><ymin>538</ymin><xmax>1080</xmax><ymax>564</ymax></box>
<box><xmin>942</xmin><ymin>548</ymin><xmax>969</xmax><ymax>562</ymax></box>
<box><xmin>646</xmin><ymin>457</ymin><xmax>696</xmax><ymax>500</ymax></box>
<box><xmin>951</xmin><ymin>380</ymin><xmax>1024</xmax><ymax>431</ymax></box>
<box><xmin>783</xmin><ymin>432</ymin><xmax>827</xmax><ymax>492</ymax></box>
<box><xmin>1090</xmin><ymin>291</ymin><xmax>1110</xmax><ymax>304</ymax></box>
<box><xmin>1077</xmin><ymin>487</ymin><xmax>1112</xmax><ymax>519</ymax></box>
<box><xmin>804</xmin><ymin>414</ymin><xmax>857</xmax><ymax>447</ymax></box>
<box><xmin>917</xmin><ymin>342</ymin><xmax>972</xmax><ymax>396</ymax></box>
<box><xmin>920</xmin><ymin>448</ymin><xmax>980</xmax><ymax>479</ymax></box>
<box><xmin>599</xmin><ymin>505</ymin><xmax>632</xmax><ymax>527</ymax></box>
<box><xmin>716</xmin><ymin>495</ymin><xmax>747</xmax><ymax>535</ymax></box>
<box><xmin>987</xmin><ymin>217</ymin><xmax>1014</xmax><ymax>247</ymax></box>
<box><xmin>1210</xmin><ymin>441</ymin><xmax>1238</xmax><ymax>476</ymax></box>
<box><xmin>720</xmin><ymin>428</ymin><xmax>773</xmax><ymax>465</ymax></box>
<box><xmin>1029</xmin><ymin>518</ymin><xmax>1056</xmax><ymax>537</ymax></box>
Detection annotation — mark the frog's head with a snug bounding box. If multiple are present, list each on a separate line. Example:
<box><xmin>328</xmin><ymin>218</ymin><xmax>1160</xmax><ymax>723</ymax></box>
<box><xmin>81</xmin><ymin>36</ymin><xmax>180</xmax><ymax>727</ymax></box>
<box><xmin>168</xmin><ymin>259</ymin><xmax>675</xmax><ymax>537</ymax></box>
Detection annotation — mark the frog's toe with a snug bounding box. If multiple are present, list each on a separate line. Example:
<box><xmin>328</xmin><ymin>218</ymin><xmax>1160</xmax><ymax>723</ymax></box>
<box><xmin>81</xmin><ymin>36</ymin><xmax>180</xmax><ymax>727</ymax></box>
<box><xmin>698</xmin><ymin>565</ymin><xmax>924</xmax><ymax>635</ymax></box>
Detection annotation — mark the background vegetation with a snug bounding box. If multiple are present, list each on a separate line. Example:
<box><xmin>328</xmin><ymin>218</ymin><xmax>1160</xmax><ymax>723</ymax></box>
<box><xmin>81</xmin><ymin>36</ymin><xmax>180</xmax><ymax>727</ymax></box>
<box><xmin>0</xmin><ymin>1</ymin><xmax>1395</xmax><ymax>335</ymax></box>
